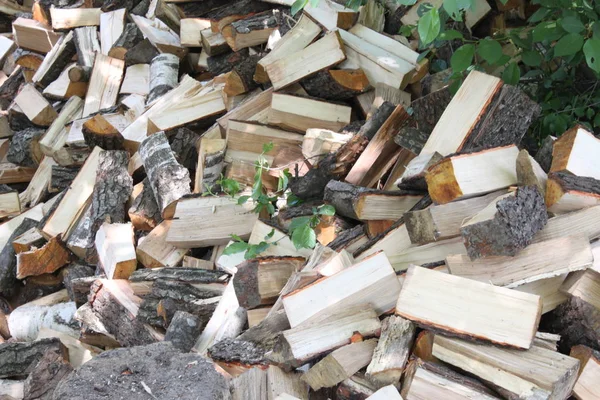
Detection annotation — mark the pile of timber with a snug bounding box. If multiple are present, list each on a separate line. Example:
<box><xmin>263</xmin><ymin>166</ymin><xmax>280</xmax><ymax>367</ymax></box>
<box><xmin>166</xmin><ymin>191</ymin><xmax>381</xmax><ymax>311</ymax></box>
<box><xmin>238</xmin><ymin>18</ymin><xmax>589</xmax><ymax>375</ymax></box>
<box><xmin>0</xmin><ymin>0</ymin><xmax>597</xmax><ymax>398</ymax></box>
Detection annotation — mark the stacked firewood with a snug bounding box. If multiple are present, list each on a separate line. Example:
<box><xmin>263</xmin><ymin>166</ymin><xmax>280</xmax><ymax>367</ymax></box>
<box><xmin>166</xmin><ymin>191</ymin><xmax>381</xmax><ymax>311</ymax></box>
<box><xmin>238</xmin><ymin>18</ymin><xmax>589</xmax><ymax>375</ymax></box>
<box><xmin>0</xmin><ymin>0</ymin><xmax>598</xmax><ymax>398</ymax></box>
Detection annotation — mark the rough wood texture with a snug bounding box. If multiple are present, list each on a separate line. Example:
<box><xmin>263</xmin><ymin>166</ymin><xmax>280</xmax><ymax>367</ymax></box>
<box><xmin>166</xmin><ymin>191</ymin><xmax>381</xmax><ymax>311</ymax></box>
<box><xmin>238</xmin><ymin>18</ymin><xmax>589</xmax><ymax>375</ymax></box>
<box><xmin>164</xmin><ymin>310</ymin><xmax>203</xmax><ymax>352</ymax></box>
<box><xmin>0</xmin><ymin>218</ymin><xmax>39</xmax><ymax>297</ymax></box>
<box><xmin>32</xmin><ymin>30</ymin><xmax>77</xmax><ymax>88</ymax></box>
<box><xmin>461</xmin><ymin>186</ymin><xmax>548</xmax><ymax>259</ymax></box>
<box><xmin>222</xmin><ymin>10</ymin><xmax>280</xmax><ymax>52</ymax></box>
<box><xmin>0</xmin><ymin>338</ymin><xmax>65</xmax><ymax>378</ymax></box>
<box><xmin>138</xmin><ymin>132</ymin><xmax>191</xmax><ymax>218</ymax></box>
<box><xmin>22</xmin><ymin>347</ymin><xmax>73</xmax><ymax>400</ymax></box>
<box><xmin>535</xmin><ymin>135</ymin><xmax>555</xmax><ymax>173</ymax></box>
<box><xmin>546</xmin><ymin>171</ymin><xmax>600</xmax><ymax>214</ymax></box>
<box><xmin>366</xmin><ymin>315</ymin><xmax>415</xmax><ymax>388</ymax></box>
<box><xmin>224</xmin><ymin>54</ymin><xmax>261</xmax><ymax>97</ymax></box>
<box><xmin>570</xmin><ymin>345</ymin><xmax>600</xmax><ymax>400</ymax></box>
<box><xmin>95</xmin><ymin>222</ymin><xmax>137</xmax><ymax>279</ymax></box>
<box><xmin>128</xmin><ymin>178</ymin><xmax>163</xmax><ymax>231</ymax></box>
<box><xmin>147</xmin><ymin>53</ymin><xmax>179</xmax><ymax>105</ymax></box>
<box><xmin>301</xmin><ymin>69</ymin><xmax>370</xmax><ymax>101</ymax></box>
<box><xmin>108</xmin><ymin>22</ymin><xmax>143</xmax><ymax>60</ymax></box>
<box><xmin>136</xmin><ymin>220</ymin><xmax>187</xmax><ymax>268</ymax></box>
<box><xmin>16</xmin><ymin>236</ymin><xmax>70</xmax><ymax>279</ymax></box>
<box><xmin>7</xmin><ymin>128</ymin><xmax>44</xmax><ymax>167</ymax></box>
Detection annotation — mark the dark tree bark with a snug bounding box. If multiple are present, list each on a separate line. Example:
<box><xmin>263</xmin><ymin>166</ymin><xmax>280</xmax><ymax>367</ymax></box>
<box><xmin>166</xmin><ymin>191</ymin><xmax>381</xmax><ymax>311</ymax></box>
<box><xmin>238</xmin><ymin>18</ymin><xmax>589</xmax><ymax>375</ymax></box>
<box><xmin>0</xmin><ymin>218</ymin><xmax>39</xmax><ymax>297</ymax></box>
<box><xmin>550</xmin><ymin>296</ymin><xmax>600</xmax><ymax>352</ymax></box>
<box><xmin>0</xmin><ymin>68</ymin><xmax>24</xmax><ymax>110</ymax></box>
<box><xmin>62</xmin><ymin>262</ymin><xmax>95</xmax><ymax>305</ymax></box>
<box><xmin>34</xmin><ymin>31</ymin><xmax>77</xmax><ymax>88</ymax></box>
<box><xmin>125</xmin><ymin>38</ymin><xmax>159</xmax><ymax>67</ymax></box>
<box><xmin>206</xmin><ymin>48</ymin><xmax>249</xmax><ymax>76</ymax></box>
<box><xmin>49</xmin><ymin>165</ymin><xmax>80</xmax><ymax>193</ymax></box>
<box><xmin>23</xmin><ymin>348</ymin><xmax>73</xmax><ymax>400</ymax></box>
<box><xmin>164</xmin><ymin>311</ymin><xmax>203</xmax><ymax>352</ymax></box>
<box><xmin>410</xmin><ymin>87</ymin><xmax>453</xmax><ymax>135</ymax></box>
<box><xmin>209</xmin><ymin>337</ymin><xmax>267</xmax><ymax>365</ymax></box>
<box><xmin>323</xmin><ymin>180</ymin><xmax>369</xmax><ymax>220</ymax></box>
<box><xmin>535</xmin><ymin>135</ymin><xmax>555</xmax><ymax>173</ymax></box>
<box><xmin>7</xmin><ymin>128</ymin><xmax>44</xmax><ymax>167</ymax></box>
<box><xmin>461</xmin><ymin>186</ymin><xmax>548</xmax><ymax>259</ymax></box>
<box><xmin>101</xmin><ymin>0</ymin><xmax>144</xmax><ymax>12</ymax></box>
<box><xmin>167</xmin><ymin>127</ymin><xmax>199</xmax><ymax>172</ymax></box>
<box><xmin>128</xmin><ymin>177</ymin><xmax>163</xmax><ymax>232</ymax></box>
<box><xmin>0</xmin><ymin>338</ymin><xmax>65</xmax><ymax>379</ymax></box>
<box><xmin>9</xmin><ymin>106</ymin><xmax>37</xmax><ymax>132</ymax></box>
<box><xmin>139</xmin><ymin>132</ymin><xmax>191</xmax><ymax>219</ymax></box>
<box><xmin>82</xmin><ymin>115</ymin><xmax>125</xmax><ymax>150</ymax></box>
<box><xmin>224</xmin><ymin>54</ymin><xmax>261</xmax><ymax>96</ymax></box>
<box><xmin>383</xmin><ymin>5</ymin><xmax>409</xmax><ymax>35</ymax></box>
<box><xmin>301</xmin><ymin>69</ymin><xmax>369</xmax><ymax>101</ymax></box>
<box><xmin>328</xmin><ymin>224</ymin><xmax>365</xmax><ymax>252</ymax></box>
<box><xmin>394</xmin><ymin>127</ymin><xmax>429</xmax><ymax>155</ymax></box>
<box><xmin>108</xmin><ymin>23</ymin><xmax>143</xmax><ymax>60</ymax></box>
<box><xmin>177</xmin><ymin>0</ymin><xmax>270</xmax><ymax>19</ymax></box>
<box><xmin>129</xmin><ymin>267</ymin><xmax>229</xmax><ymax>284</ymax></box>
<box><xmin>147</xmin><ymin>53</ymin><xmax>180</xmax><ymax>105</ymax></box>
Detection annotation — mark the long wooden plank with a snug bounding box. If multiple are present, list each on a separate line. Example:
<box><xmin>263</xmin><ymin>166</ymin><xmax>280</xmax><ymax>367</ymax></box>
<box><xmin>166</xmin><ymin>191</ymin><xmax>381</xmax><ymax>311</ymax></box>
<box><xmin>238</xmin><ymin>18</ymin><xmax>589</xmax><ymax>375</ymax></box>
<box><xmin>396</xmin><ymin>266</ymin><xmax>542</xmax><ymax>349</ymax></box>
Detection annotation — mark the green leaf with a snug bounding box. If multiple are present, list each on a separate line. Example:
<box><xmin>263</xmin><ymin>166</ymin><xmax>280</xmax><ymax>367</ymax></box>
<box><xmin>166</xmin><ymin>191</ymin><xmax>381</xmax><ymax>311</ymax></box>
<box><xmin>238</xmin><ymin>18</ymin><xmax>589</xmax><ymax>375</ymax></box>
<box><xmin>291</xmin><ymin>224</ymin><xmax>317</xmax><ymax>250</ymax></box>
<box><xmin>443</xmin><ymin>0</ymin><xmax>462</xmax><ymax>21</ymax></box>
<box><xmin>554</xmin><ymin>33</ymin><xmax>584</xmax><ymax>57</ymax></box>
<box><xmin>560</xmin><ymin>16</ymin><xmax>585</xmax><ymax>33</ymax></box>
<box><xmin>231</xmin><ymin>234</ymin><xmax>244</xmax><ymax>242</ymax></box>
<box><xmin>278</xmin><ymin>172</ymin><xmax>289</xmax><ymax>192</ymax></box>
<box><xmin>532</xmin><ymin>21</ymin><xmax>562</xmax><ymax>42</ymax></box>
<box><xmin>521</xmin><ymin>50</ymin><xmax>542</xmax><ymax>66</ymax></box>
<box><xmin>287</xmin><ymin>193</ymin><xmax>303</xmax><ymax>207</ymax></box>
<box><xmin>318</xmin><ymin>205</ymin><xmax>336</xmax><ymax>216</ymax></box>
<box><xmin>450</xmin><ymin>44</ymin><xmax>474</xmax><ymax>72</ymax></box>
<box><xmin>289</xmin><ymin>216</ymin><xmax>311</xmax><ymax>233</ymax></box>
<box><xmin>418</xmin><ymin>8</ymin><xmax>441</xmax><ymax>46</ymax></box>
<box><xmin>416</xmin><ymin>49</ymin><xmax>430</xmax><ymax>62</ymax></box>
<box><xmin>245</xmin><ymin>242</ymin><xmax>270</xmax><ymax>259</ymax></box>
<box><xmin>222</xmin><ymin>241</ymin><xmax>248</xmax><ymax>256</ymax></box>
<box><xmin>399</xmin><ymin>25</ymin><xmax>413</xmax><ymax>36</ymax></box>
<box><xmin>594</xmin><ymin>112</ymin><xmax>600</xmax><ymax>127</ymax></box>
<box><xmin>438</xmin><ymin>29</ymin><xmax>463</xmax><ymax>41</ymax></box>
<box><xmin>502</xmin><ymin>62</ymin><xmax>521</xmax><ymax>85</ymax></box>
<box><xmin>395</xmin><ymin>0</ymin><xmax>417</xmax><ymax>4</ymax></box>
<box><xmin>584</xmin><ymin>39</ymin><xmax>600</xmax><ymax>73</ymax></box>
<box><xmin>237</xmin><ymin>195</ymin><xmax>251</xmax><ymax>205</ymax></box>
<box><xmin>528</xmin><ymin>7</ymin><xmax>551</xmax><ymax>23</ymax></box>
<box><xmin>477</xmin><ymin>39</ymin><xmax>502</xmax><ymax>64</ymax></box>
<box><xmin>290</xmin><ymin>0</ymin><xmax>308</xmax><ymax>16</ymax></box>
<box><xmin>262</xmin><ymin>142</ymin><xmax>274</xmax><ymax>153</ymax></box>
<box><xmin>264</xmin><ymin>229</ymin><xmax>275</xmax><ymax>240</ymax></box>
<box><xmin>220</xmin><ymin>178</ymin><xmax>240</xmax><ymax>197</ymax></box>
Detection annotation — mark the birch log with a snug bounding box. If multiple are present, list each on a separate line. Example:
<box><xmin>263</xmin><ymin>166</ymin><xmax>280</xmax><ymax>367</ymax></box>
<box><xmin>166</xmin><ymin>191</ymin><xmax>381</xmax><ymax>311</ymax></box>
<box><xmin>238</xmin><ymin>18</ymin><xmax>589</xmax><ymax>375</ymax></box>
<box><xmin>147</xmin><ymin>53</ymin><xmax>179</xmax><ymax>105</ymax></box>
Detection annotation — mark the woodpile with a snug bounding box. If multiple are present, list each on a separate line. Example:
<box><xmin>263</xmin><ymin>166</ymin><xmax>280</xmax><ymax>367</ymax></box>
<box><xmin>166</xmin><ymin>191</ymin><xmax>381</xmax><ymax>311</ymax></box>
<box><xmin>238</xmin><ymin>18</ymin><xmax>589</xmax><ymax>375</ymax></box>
<box><xmin>0</xmin><ymin>0</ymin><xmax>596</xmax><ymax>399</ymax></box>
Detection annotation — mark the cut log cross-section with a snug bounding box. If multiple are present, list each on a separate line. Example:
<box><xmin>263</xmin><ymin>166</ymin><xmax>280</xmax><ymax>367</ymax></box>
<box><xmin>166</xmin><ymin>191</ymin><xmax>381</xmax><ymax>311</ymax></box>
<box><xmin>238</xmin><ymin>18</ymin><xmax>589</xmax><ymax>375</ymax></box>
<box><xmin>95</xmin><ymin>222</ymin><xmax>137</xmax><ymax>280</ymax></box>
<box><xmin>550</xmin><ymin>125</ymin><xmax>600</xmax><ymax>179</ymax></box>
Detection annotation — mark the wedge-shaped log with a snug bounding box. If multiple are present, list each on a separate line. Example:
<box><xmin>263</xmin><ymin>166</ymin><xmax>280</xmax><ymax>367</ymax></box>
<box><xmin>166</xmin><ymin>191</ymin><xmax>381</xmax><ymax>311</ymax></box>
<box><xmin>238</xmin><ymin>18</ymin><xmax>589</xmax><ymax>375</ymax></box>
<box><xmin>16</xmin><ymin>236</ymin><xmax>69</xmax><ymax>279</ymax></box>
<box><xmin>50</xmin><ymin>8</ymin><xmax>101</xmax><ymax>31</ymax></box>
<box><xmin>233</xmin><ymin>256</ymin><xmax>305</xmax><ymax>309</ymax></box>
<box><xmin>447</xmin><ymin>235</ymin><xmax>592</xmax><ymax>288</ymax></box>
<box><xmin>303</xmin><ymin>339</ymin><xmax>377</xmax><ymax>391</ymax></box>
<box><xmin>222</xmin><ymin>10</ymin><xmax>280</xmax><ymax>52</ymax></box>
<box><xmin>256</xmin><ymin>14</ymin><xmax>321</xmax><ymax>83</ymax></box>
<box><xmin>71</xmin><ymin>26</ymin><xmax>100</xmax><ymax>82</ymax></box>
<box><xmin>302</xmin><ymin>129</ymin><xmax>352</xmax><ymax>165</ymax></box>
<box><xmin>426</xmin><ymin>145</ymin><xmax>520</xmax><ymax>204</ymax></box>
<box><xmin>120</xmin><ymin>63</ymin><xmax>149</xmax><ymax>96</ymax></box>
<box><xmin>276</xmin><ymin>305</ymin><xmax>381</xmax><ymax>367</ymax></box>
<box><xmin>517</xmin><ymin>149</ymin><xmax>547</xmax><ymax>197</ymax></box>
<box><xmin>550</xmin><ymin>125</ymin><xmax>600</xmax><ymax>179</ymax></box>
<box><xmin>267</xmin><ymin>93</ymin><xmax>351</xmax><ymax>133</ymax></box>
<box><xmin>534</xmin><ymin>204</ymin><xmax>600</xmax><ymax>243</ymax></box>
<box><xmin>266</xmin><ymin>31</ymin><xmax>345</xmax><ymax>91</ymax></box>
<box><xmin>95</xmin><ymin>222</ymin><xmax>136</xmax><ymax>280</ymax></box>
<box><xmin>32</xmin><ymin>31</ymin><xmax>76</xmax><ymax>88</ymax></box>
<box><xmin>195</xmin><ymin>138</ymin><xmax>226</xmax><ymax>194</ymax></box>
<box><xmin>82</xmin><ymin>54</ymin><xmax>124</xmax><ymax>117</ymax></box>
<box><xmin>432</xmin><ymin>335</ymin><xmax>580</xmax><ymax>400</ymax></box>
<box><xmin>42</xmin><ymin>146</ymin><xmax>101</xmax><ymax>238</ymax></box>
<box><xmin>338</xmin><ymin>29</ymin><xmax>413</xmax><ymax>89</ymax></box>
<box><xmin>100</xmin><ymin>9</ymin><xmax>126</xmax><ymax>56</ymax></box>
<box><xmin>200</xmin><ymin>29</ymin><xmax>228</xmax><ymax>56</ymax></box>
<box><xmin>180</xmin><ymin>18</ymin><xmax>211</xmax><ymax>47</ymax></box>
<box><xmin>167</xmin><ymin>196</ymin><xmax>258</xmax><ymax>248</ymax></box>
<box><xmin>131</xmin><ymin>15</ymin><xmax>185</xmax><ymax>58</ymax></box>
<box><xmin>14</xmin><ymin>84</ymin><xmax>57</xmax><ymax>127</ymax></box>
<box><xmin>349</xmin><ymin>24</ymin><xmax>418</xmax><ymax>66</ymax></box>
<box><xmin>405</xmin><ymin>190</ymin><xmax>505</xmax><ymax>245</ymax></box>
<box><xmin>396</xmin><ymin>266</ymin><xmax>542</xmax><ymax>349</ymax></box>
<box><xmin>138</xmin><ymin>132</ymin><xmax>191</xmax><ymax>219</ymax></box>
<box><xmin>570</xmin><ymin>345</ymin><xmax>600</xmax><ymax>400</ymax></box>
<box><xmin>136</xmin><ymin>220</ymin><xmax>187</xmax><ymax>268</ymax></box>
<box><xmin>217</xmin><ymin>88</ymin><xmax>272</xmax><ymax>134</ymax></box>
<box><xmin>0</xmin><ymin>187</ymin><xmax>20</xmax><ymax>218</ymax></box>
<box><xmin>460</xmin><ymin>186</ymin><xmax>547</xmax><ymax>259</ymax></box>
<box><xmin>283</xmin><ymin>251</ymin><xmax>401</xmax><ymax>328</ymax></box>
<box><xmin>546</xmin><ymin>172</ymin><xmax>600</xmax><ymax>214</ymax></box>
<box><xmin>366</xmin><ymin>315</ymin><xmax>415</xmax><ymax>388</ymax></box>
<box><xmin>43</xmin><ymin>63</ymin><xmax>88</xmax><ymax>100</ymax></box>
<box><xmin>12</xmin><ymin>18</ymin><xmax>61</xmax><ymax>54</ymax></box>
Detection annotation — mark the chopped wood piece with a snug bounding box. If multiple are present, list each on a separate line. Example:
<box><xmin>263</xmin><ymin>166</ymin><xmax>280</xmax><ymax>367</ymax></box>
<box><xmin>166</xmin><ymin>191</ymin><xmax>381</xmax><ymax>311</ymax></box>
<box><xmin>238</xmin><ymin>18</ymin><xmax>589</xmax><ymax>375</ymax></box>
<box><xmin>366</xmin><ymin>315</ymin><xmax>415</xmax><ymax>388</ymax></box>
<box><xmin>266</xmin><ymin>31</ymin><xmax>345</xmax><ymax>91</ymax></box>
<box><xmin>32</xmin><ymin>30</ymin><xmax>77</xmax><ymax>89</ymax></box>
<box><xmin>82</xmin><ymin>54</ymin><xmax>125</xmax><ymax>117</ymax></box>
<box><xmin>0</xmin><ymin>218</ymin><xmax>39</xmax><ymax>296</ymax></box>
<box><xmin>397</xmin><ymin>266</ymin><xmax>542</xmax><ymax>349</ymax></box>
<box><xmin>550</xmin><ymin>125</ymin><xmax>600</xmax><ymax>179</ymax></box>
<box><xmin>164</xmin><ymin>311</ymin><xmax>203</xmax><ymax>352</ymax></box>
<box><xmin>43</xmin><ymin>63</ymin><xmax>89</xmax><ymax>100</ymax></box>
<box><xmin>267</xmin><ymin>93</ymin><xmax>351</xmax><ymax>133</ymax></box>
<box><xmin>100</xmin><ymin>9</ymin><xmax>126</xmax><ymax>55</ymax></box>
<box><xmin>283</xmin><ymin>252</ymin><xmax>400</xmax><ymax>328</ymax></box>
<box><xmin>0</xmin><ymin>338</ymin><xmax>65</xmax><ymax>378</ymax></box>
<box><xmin>255</xmin><ymin>14</ymin><xmax>321</xmax><ymax>83</ymax></box>
<box><xmin>180</xmin><ymin>18</ymin><xmax>211</xmax><ymax>47</ymax></box>
<box><xmin>42</xmin><ymin>146</ymin><xmax>101</xmax><ymax>238</ymax></box>
<box><xmin>367</xmin><ymin>385</ymin><xmax>403</xmax><ymax>400</ymax></box>
<box><xmin>404</xmin><ymin>190</ymin><xmax>505</xmax><ymax>245</ymax></box>
<box><xmin>233</xmin><ymin>256</ymin><xmax>304</xmax><ymax>309</ymax></box>
<box><xmin>222</xmin><ymin>10</ymin><xmax>280</xmax><ymax>52</ymax></box>
<box><xmin>82</xmin><ymin>113</ymin><xmax>126</xmax><ymax>150</ymax></box>
<box><xmin>137</xmin><ymin>220</ymin><xmax>187</xmax><ymax>268</ymax></box>
<box><xmin>12</xmin><ymin>227</ymin><xmax>44</xmax><ymax>254</ymax></box>
<box><xmin>166</xmin><ymin>196</ymin><xmax>258</xmax><ymax>248</ymax></box>
<box><xmin>517</xmin><ymin>149</ymin><xmax>547</xmax><ymax>197</ymax></box>
<box><xmin>570</xmin><ymin>345</ymin><xmax>600</xmax><ymax>400</ymax></box>
<box><xmin>302</xmin><ymin>129</ymin><xmax>351</xmax><ymax>165</ymax></box>
<box><xmin>301</xmin><ymin>68</ymin><xmax>371</xmax><ymax>100</ymax></box>
<box><xmin>400</xmin><ymin>358</ymin><xmax>499</xmax><ymax>400</ymax></box>
<box><xmin>345</xmin><ymin>105</ymin><xmax>410</xmax><ymax>187</ymax></box>
<box><xmin>0</xmin><ymin>163</ymin><xmax>36</xmax><ymax>184</ymax></box>
<box><xmin>546</xmin><ymin>172</ymin><xmax>600</xmax><ymax>214</ymax></box>
<box><xmin>147</xmin><ymin>53</ymin><xmax>179</xmax><ymax>105</ymax></box>
<box><xmin>131</xmin><ymin>15</ymin><xmax>185</xmax><ymax>58</ymax></box>
<box><xmin>195</xmin><ymin>138</ymin><xmax>226</xmax><ymax>193</ymax></box>
<box><xmin>216</xmin><ymin>87</ymin><xmax>271</xmax><ymax>134</ymax></box>
<box><xmin>397</xmin><ymin>151</ymin><xmax>443</xmax><ymax>191</ymax></box>
<box><xmin>267</xmin><ymin>366</ymin><xmax>308</xmax><ymax>400</ymax></box>
<box><xmin>303</xmin><ymin>339</ymin><xmax>377</xmax><ymax>391</ymax></box>
<box><xmin>71</xmin><ymin>26</ymin><xmax>101</xmax><ymax>83</ymax></box>
<box><xmin>535</xmin><ymin>135</ymin><xmax>555</xmax><ymax>173</ymax></box>
<box><xmin>231</xmin><ymin>367</ymin><xmax>268</xmax><ymax>399</ymax></box>
<box><xmin>39</xmin><ymin>96</ymin><xmax>83</xmax><ymax>160</ymax></box>
<box><xmin>12</xmin><ymin>18</ymin><xmax>62</xmax><ymax>54</ymax></box>
<box><xmin>200</xmin><ymin>29</ymin><xmax>228</xmax><ymax>56</ymax></box>
<box><xmin>336</xmin><ymin>374</ymin><xmax>377</xmax><ymax>399</ymax></box>
<box><xmin>0</xmin><ymin>187</ymin><xmax>19</xmax><ymax>219</ymax></box>
<box><xmin>448</xmin><ymin>235</ymin><xmax>592</xmax><ymax>288</ymax></box>
<box><xmin>338</xmin><ymin>28</ymin><xmax>414</xmax><ymax>89</ymax></box>
<box><xmin>432</xmin><ymin>335</ymin><xmax>579</xmax><ymax>400</ymax></box>
<box><xmin>426</xmin><ymin>145</ymin><xmax>520</xmax><ymax>204</ymax></box>
<box><xmin>50</xmin><ymin>8</ymin><xmax>101</xmax><ymax>31</ymax></box>
<box><xmin>128</xmin><ymin>178</ymin><xmax>163</xmax><ymax>231</ymax></box>
<box><xmin>95</xmin><ymin>222</ymin><xmax>137</xmax><ymax>280</ymax></box>
<box><xmin>108</xmin><ymin>22</ymin><xmax>143</xmax><ymax>60</ymax></box>
<box><xmin>22</xmin><ymin>346</ymin><xmax>73</xmax><ymax>400</ymax></box>
<box><xmin>224</xmin><ymin>54</ymin><xmax>261</xmax><ymax>96</ymax></box>
<box><xmin>460</xmin><ymin>186</ymin><xmax>547</xmax><ymax>259</ymax></box>
<box><xmin>16</xmin><ymin>236</ymin><xmax>69</xmax><ymax>279</ymax></box>
<box><xmin>7</xmin><ymin>128</ymin><xmax>44</xmax><ymax>167</ymax></box>
<box><xmin>138</xmin><ymin>132</ymin><xmax>191</xmax><ymax>218</ymax></box>
<box><xmin>120</xmin><ymin>63</ymin><xmax>149</xmax><ymax>95</ymax></box>
<box><xmin>14</xmin><ymin>84</ymin><xmax>57</xmax><ymax>127</ymax></box>
<box><xmin>369</xmin><ymin>82</ymin><xmax>411</xmax><ymax>116</ymax></box>
<box><xmin>89</xmin><ymin>279</ymin><xmax>163</xmax><ymax>346</ymax></box>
